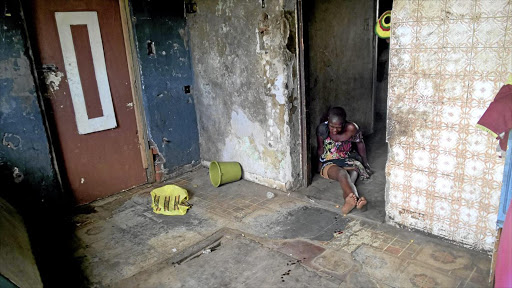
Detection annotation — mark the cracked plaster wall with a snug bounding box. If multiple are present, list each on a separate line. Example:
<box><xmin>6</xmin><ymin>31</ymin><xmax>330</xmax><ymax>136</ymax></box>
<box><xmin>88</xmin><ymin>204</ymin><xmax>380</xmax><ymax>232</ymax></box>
<box><xmin>0</xmin><ymin>0</ymin><xmax>59</xmax><ymax>202</ymax></box>
<box><xmin>188</xmin><ymin>0</ymin><xmax>301</xmax><ymax>190</ymax></box>
<box><xmin>386</xmin><ymin>0</ymin><xmax>509</xmax><ymax>251</ymax></box>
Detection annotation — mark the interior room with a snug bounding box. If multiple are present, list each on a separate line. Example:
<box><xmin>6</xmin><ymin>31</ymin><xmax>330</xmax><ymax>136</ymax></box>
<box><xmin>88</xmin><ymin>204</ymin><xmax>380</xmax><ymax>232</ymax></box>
<box><xmin>0</xmin><ymin>0</ymin><xmax>509</xmax><ymax>287</ymax></box>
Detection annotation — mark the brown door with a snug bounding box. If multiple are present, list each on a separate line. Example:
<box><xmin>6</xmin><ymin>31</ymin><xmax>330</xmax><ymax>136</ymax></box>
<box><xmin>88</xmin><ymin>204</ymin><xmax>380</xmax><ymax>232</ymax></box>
<box><xmin>29</xmin><ymin>0</ymin><xmax>147</xmax><ymax>204</ymax></box>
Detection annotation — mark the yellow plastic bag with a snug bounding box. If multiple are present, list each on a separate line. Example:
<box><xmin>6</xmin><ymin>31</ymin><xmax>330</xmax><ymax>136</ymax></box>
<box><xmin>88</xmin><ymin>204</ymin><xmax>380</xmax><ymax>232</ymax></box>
<box><xmin>150</xmin><ymin>185</ymin><xmax>191</xmax><ymax>216</ymax></box>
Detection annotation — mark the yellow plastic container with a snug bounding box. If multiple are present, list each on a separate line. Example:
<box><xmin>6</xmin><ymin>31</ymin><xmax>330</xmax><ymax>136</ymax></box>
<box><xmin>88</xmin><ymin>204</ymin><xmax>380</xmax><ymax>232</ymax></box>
<box><xmin>150</xmin><ymin>185</ymin><xmax>190</xmax><ymax>215</ymax></box>
<box><xmin>209</xmin><ymin>161</ymin><xmax>242</xmax><ymax>187</ymax></box>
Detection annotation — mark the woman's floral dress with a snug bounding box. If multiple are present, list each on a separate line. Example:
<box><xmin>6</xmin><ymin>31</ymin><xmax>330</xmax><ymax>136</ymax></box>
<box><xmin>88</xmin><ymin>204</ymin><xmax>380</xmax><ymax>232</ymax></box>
<box><xmin>318</xmin><ymin>121</ymin><xmax>370</xmax><ymax>180</ymax></box>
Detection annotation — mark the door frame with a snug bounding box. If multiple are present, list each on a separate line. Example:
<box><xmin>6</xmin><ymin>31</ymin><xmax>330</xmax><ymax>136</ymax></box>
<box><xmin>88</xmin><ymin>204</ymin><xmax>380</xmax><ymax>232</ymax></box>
<box><xmin>118</xmin><ymin>0</ymin><xmax>154</xmax><ymax>182</ymax></box>
<box><xmin>295</xmin><ymin>0</ymin><xmax>379</xmax><ymax>188</ymax></box>
<box><xmin>23</xmin><ymin>0</ymin><xmax>154</xmax><ymax>199</ymax></box>
<box><xmin>296</xmin><ymin>0</ymin><xmax>310</xmax><ymax>187</ymax></box>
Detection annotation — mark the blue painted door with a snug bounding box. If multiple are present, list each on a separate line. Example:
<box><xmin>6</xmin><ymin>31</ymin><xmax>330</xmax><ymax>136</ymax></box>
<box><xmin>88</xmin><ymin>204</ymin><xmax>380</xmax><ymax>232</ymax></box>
<box><xmin>131</xmin><ymin>1</ymin><xmax>200</xmax><ymax>172</ymax></box>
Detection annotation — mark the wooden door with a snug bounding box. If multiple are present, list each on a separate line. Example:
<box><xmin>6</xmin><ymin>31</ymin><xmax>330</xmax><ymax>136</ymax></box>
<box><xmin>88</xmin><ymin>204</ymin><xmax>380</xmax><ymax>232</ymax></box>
<box><xmin>29</xmin><ymin>0</ymin><xmax>147</xmax><ymax>204</ymax></box>
<box><xmin>306</xmin><ymin>0</ymin><xmax>376</xmax><ymax>134</ymax></box>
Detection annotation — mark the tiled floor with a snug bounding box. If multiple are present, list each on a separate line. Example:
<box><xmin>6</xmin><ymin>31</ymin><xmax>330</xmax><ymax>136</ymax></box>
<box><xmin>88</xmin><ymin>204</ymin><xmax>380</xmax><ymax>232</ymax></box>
<box><xmin>326</xmin><ymin>218</ymin><xmax>492</xmax><ymax>287</ymax></box>
<box><xmin>71</xmin><ymin>167</ymin><xmax>493</xmax><ymax>287</ymax></box>
<box><xmin>166</xmin><ymin>169</ymin><xmax>297</xmax><ymax>223</ymax></box>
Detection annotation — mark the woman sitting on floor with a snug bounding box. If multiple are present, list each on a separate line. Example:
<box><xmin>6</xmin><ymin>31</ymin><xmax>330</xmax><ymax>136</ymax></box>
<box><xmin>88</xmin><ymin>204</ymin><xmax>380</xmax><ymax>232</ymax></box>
<box><xmin>316</xmin><ymin>107</ymin><xmax>371</xmax><ymax>214</ymax></box>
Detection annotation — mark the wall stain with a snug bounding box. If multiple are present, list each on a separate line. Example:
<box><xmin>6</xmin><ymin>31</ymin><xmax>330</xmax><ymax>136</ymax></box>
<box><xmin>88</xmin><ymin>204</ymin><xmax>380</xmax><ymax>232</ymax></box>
<box><xmin>190</xmin><ymin>0</ymin><xmax>301</xmax><ymax>189</ymax></box>
<box><xmin>398</xmin><ymin>208</ymin><xmax>425</xmax><ymax>221</ymax></box>
<box><xmin>0</xmin><ymin>2</ymin><xmax>59</xmax><ymax>200</ymax></box>
<box><xmin>387</xmin><ymin>107</ymin><xmax>429</xmax><ymax>145</ymax></box>
<box><xmin>44</xmin><ymin>71</ymin><xmax>64</xmax><ymax>93</ymax></box>
<box><xmin>13</xmin><ymin>167</ymin><xmax>24</xmax><ymax>183</ymax></box>
<box><xmin>178</xmin><ymin>28</ymin><xmax>189</xmax><ymax>50</ymax></box>
<box><xmin>2</xmin><ymin>133</ymin><xmax>22</xmax><ymax>149</ymax></box>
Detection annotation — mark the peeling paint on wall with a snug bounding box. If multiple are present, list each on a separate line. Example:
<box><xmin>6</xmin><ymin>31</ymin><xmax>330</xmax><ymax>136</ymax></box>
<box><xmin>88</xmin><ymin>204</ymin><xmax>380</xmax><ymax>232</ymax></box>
<box><xmin>0</xmin><ymin>56</ymin><xmax>37</xmax><ymax>113</ymax></box>
<box><xmin>189</xmin><ymin>0</ymin><xmax>300</xmax><ymax>190</ymax></box>
<box><xmin>12</xmin><ymin>167</ymin><xmax>23</xmax><ymax>183</ymax></box>
<box><xmin>2</xmin><ymin>133</ymin><xmax>22</xmax><ymax>149</ymax></box>
<box><xmin>0</xmin><ymin>0</ymin><xmax>59</xmax><ymax>198</ymax></box>
<box><xmin>216</xmin><ymin>0</ymin><xmax>234</xmax><ymax>16</ymax></box>
<box><xmin>221</xmin><ymin>108</ymin><xmax>288</xmax><ymax>180</ymax></box>
<box><xmin>43</xmin><ymin>71</ymin><xmax>64</xmax><ymax>92</ymax></box>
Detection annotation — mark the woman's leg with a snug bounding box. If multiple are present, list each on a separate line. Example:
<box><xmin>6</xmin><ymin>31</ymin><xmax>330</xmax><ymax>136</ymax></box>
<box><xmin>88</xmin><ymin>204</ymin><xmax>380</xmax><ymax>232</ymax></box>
<box><xmin>327</xmin><ymin>166</ymin><xmax>358</xmax><ymax>214</ymax></box>
<box><xmin>348</xmin><ymin>170</ymin><xmax>358</xmax><ymax>184</ymax></box>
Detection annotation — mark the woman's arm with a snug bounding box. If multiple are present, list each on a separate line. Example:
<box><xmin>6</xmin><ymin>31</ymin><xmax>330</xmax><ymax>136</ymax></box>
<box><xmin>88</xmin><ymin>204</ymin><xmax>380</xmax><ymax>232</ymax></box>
<box><xmin>356</xmin><ymin>141</ymin><xmax>372</xmax><ymax>174</ymax></box>
<box><xmin>317</xmin><ymin>135</ymin><xmax>324</xmax><ymax>173</ymax></box>
<box><xmin>329</xmin><ymin>123</ymin><xmax>357</xmax><ymax>142</ymax></box>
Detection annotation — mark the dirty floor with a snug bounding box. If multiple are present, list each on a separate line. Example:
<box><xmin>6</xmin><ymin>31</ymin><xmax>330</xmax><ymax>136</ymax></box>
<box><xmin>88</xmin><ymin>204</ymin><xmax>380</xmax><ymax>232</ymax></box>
<box><xmin>72</xmin><ymin>167</ymin><xmax>492</xmax><ymax>287</ymax></box>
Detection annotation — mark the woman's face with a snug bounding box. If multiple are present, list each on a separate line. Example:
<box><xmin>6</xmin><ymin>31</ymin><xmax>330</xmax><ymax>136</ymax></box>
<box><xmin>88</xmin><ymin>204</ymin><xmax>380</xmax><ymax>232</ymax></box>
<box><xmin>328</xmin><ymin>118</ymin><xmax>344</xmax><ymax>135</ymax></box>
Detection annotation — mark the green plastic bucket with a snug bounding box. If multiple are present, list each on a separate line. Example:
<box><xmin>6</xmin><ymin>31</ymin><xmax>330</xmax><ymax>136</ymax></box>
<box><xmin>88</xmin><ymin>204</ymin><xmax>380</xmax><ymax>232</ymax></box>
<box><xmin>209</xmin><ymin>161</ymin><xmax>242</xmax><ymax>187</ymax></box>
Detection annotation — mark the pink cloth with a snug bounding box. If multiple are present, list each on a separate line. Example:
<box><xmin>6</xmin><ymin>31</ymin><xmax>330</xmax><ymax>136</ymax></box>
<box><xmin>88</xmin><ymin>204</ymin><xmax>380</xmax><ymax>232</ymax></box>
<box><xmin>477</xmin><ymin>85</ymin><xmax>512</xmax><ymax>151</ymax></box>
<box><xmin>496</xmin><ymin>199</ymin><xmax>512</xmax><ymax>287</ymax></box>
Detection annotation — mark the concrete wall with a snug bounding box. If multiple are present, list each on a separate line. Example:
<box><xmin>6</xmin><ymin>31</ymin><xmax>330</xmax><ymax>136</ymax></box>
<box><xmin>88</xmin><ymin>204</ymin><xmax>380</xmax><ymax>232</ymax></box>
<box><xmin>188</xmin><ymin>0</ymin><xmax>301</xmax><ymax>190</ymax></box>
<box><xmin>0</xmin><ymin>0</ymin><xmax>59</xmax><ymax>201</ymax></box>
<box><xmin>306</xmin><ymin>0</ymin><xmax>376</xmax><ymax>150</ymax></box>
<box><xmin>386</xmin><ymin>0</ymin><xmax>508</xmax><ymax>251</ymax></box>
<box><xmin>131</xmin><ymin>0</ymin><xmax>200</xmax><ymax>179</ymax></box>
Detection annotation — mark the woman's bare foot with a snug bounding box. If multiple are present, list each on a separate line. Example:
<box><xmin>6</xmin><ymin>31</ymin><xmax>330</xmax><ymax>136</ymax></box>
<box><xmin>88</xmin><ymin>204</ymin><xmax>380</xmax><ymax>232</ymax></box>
<box><xmin>356</xmin><ymin>196</ymin><xmax>367</xmax><ymax>211</ymax></box>
<box><xmin>341</xmin><ymin>193</ymin><xmax>357</xmax><ymax>215</ymax></box>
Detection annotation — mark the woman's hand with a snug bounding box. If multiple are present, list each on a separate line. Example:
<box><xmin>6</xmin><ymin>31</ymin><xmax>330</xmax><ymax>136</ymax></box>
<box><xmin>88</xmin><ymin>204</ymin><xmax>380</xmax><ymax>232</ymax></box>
<box><xmin>364</xmin><ymin>163</ymin><xmax>373</xmax><ymax>176</ymax></box>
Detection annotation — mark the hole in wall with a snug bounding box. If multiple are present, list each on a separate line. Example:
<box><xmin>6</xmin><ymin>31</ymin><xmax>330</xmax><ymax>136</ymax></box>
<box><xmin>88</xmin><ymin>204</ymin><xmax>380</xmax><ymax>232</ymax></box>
<box><xmin>147</xmin><ymin>40</ymin><xmax>155</xmax><ymax>56</ymax></box>
<box><xmin>284</xmin><ymin>11</ymin><xmax>296</xmax><ymax>55</ymax></box>
<box><xmin>257</xmin><ymin>13</ymin><xmax>269</xmax><ymax>52</ymax></box>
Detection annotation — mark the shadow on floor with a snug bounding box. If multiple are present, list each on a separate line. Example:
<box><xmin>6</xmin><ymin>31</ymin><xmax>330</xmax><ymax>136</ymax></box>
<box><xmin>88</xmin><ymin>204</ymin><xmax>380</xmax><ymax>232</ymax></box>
<box><xmin>1</xmin><ymin>185</ymin><xmax>88</xmax><ymax>287</ymax></box>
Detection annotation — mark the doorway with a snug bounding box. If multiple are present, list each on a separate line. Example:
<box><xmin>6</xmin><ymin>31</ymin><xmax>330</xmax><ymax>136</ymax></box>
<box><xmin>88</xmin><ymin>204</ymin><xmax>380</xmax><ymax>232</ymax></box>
<box><xmin>301</xmin><ymin>0</ymin><xmax>393</xmax><ymax>222</ymax></box>
<box><xmin>26</xmin><ymin>0</ymin><xmax>149</xmax><ymax>205</ymax></box>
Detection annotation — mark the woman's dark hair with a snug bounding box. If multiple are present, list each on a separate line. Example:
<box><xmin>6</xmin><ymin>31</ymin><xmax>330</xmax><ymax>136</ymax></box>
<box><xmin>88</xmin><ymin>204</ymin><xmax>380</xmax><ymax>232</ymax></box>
<box><xmin>328</xmin><ymin>107</ymin><xmax>347</xmax><ymax>122</ymax></box>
